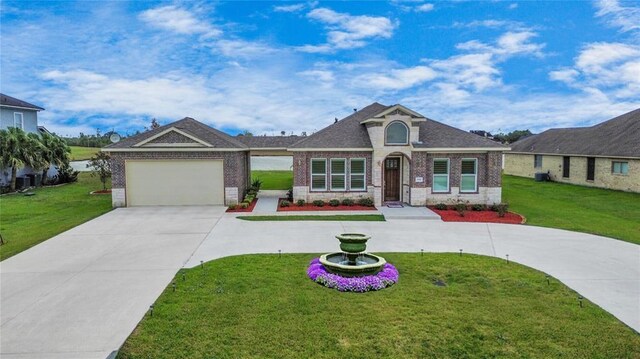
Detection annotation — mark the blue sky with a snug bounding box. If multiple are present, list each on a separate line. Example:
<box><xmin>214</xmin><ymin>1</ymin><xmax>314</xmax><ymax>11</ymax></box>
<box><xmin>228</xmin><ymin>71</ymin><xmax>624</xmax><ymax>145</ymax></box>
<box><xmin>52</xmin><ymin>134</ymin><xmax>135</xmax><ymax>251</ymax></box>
<box><xmin>1</xmin><ymin>1</ymin><xmax>638</xmax><ymax>137</ymax></box>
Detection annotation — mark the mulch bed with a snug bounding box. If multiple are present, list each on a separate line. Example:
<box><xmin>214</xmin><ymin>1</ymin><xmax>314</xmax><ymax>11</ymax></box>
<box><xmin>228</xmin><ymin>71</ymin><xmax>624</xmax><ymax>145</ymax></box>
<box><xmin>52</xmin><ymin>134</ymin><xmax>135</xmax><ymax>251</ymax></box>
<box><xmin>90</xmin><ymin>189</ymin><xmax>112</xmax><ymax>194</ymax></box>
<box><xmin>226</xmin><ymin>198</ymin><xmax>258</xmax><ymax>213</ymax></box>
<box><xmin>429</xmin><ymin>207</ymin><xmax>525</xmax><ymax>224</ymax></box>
<box><xmin>277</xmin><ymin>198</ymin><xmax>377</xmax><ymax>212</ymax></box>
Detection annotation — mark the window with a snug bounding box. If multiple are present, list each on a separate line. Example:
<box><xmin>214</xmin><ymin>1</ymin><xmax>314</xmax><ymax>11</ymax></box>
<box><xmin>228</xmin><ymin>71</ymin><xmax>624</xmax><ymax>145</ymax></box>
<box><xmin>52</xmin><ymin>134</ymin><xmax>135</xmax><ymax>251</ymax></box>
<box><xmin>350</xmin><ymin>159</ymin><xmax>366</xmax><ymax>190</ymax></box>
<box><xmin>14</xmin><ymin>113</ymin><xmax>24</xmax><ymax>129</ymax></box>
<box><xmin>385</xmin><ymin>121</ymin><xmax>409</xmax><ymax>145</ymax></box>
<box><xmin>330</xmin><ymin>159</ymin><xmax>346</xmax><ymax>191</ymax></box>
<box><xmin>586</xmin><ymin>157</ymin><xmax>595</xmax><ymax>181</ymax></box>
<box><xmin>534</xmin><ymin>154</ymin><xmax>543</xmax><ymax>168</ymax></box>
<box><xmin>433</xmin><ymin>159</ymin><xmax>449</xmax><ymax>192</ymax></box>
<box><xmin>460</xmin><ymin>159</ymin><xmax>477</xmax><ymax>193</ymax></box>
<box><xmin>612</xmin><ymin>161</ymin><xmax>629</xmax><ymax>175</ymax></box>
<box><xmin>562</xmin><ymin>156</ymin><xmax>570</xmax><ymax>178</ymax></box>
<box><xmin>310</xmin><ymin>159</ymin><xmax>327</xmax><ymax>191</ymax></box>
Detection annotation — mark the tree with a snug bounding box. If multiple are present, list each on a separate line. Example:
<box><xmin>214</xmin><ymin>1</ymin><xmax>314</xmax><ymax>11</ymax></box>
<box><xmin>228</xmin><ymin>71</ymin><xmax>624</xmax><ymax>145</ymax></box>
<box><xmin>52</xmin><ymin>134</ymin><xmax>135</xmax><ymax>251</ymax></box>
<box><xmin>145</xmin><ymin>118</ymin><xmax>160</xmax><ymax>131</ymax></box>
<box><xmin>493</xmin><ymin>129</ymin><xmax>533</xmax><ymax>144</ymax></box>
<box><xmin>38</xmin><ymin>132</ymin><xmax>71</xmax><ymax>184</ymax></box>
<box><xmin>87</xmin><ymin>152</ymin><xmax>111</xmax><ymax>190</ymax></box>
<box><xmin>0</xmin><ymin>127</ymin><xmax>43</xmax><ymax>191</ymax></box>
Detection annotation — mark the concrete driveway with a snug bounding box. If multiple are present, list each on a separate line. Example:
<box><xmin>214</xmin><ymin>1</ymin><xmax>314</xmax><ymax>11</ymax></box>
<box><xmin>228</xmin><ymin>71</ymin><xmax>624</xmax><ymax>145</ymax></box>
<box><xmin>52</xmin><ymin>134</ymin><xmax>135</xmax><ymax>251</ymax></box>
<box><xmin>0</xmin><ymin>206</ymin><xmax>225</xmax><ymax>359</ymax></box>
<box><xmin>1</xmin><ymin>208</ymin><xmax>638</xmax><ymax>359</ymax></box>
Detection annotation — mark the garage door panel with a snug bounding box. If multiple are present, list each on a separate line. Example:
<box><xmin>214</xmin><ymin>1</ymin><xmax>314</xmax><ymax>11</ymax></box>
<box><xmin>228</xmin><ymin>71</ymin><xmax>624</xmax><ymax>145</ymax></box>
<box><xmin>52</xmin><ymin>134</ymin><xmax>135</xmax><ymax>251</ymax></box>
<box><xmin>126</xmin><ymin>160</ymin><xmax>224</xmax><ymax>206</ymax></box>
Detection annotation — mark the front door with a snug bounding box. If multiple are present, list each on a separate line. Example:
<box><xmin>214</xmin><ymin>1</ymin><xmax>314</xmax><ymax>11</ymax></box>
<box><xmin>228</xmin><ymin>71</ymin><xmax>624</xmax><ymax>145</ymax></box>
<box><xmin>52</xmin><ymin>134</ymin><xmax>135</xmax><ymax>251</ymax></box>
<box><xmin>384</xmin><ymin>158</ymin><xmax>401</xmax><ymax>202</ymax></box>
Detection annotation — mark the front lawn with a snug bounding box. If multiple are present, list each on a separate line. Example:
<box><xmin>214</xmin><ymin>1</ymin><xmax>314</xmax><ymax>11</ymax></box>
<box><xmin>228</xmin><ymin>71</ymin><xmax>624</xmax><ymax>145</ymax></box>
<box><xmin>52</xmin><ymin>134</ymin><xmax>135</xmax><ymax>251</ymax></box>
<box><xmin>238</xmin><ymin>214</ymin><xmax>385</xmax><ymax>221</ymax></box>
<box><xmin>503</xmin><ymin>175</ymin><xmax>640</xmax><ymax>244</ymax></box>
<box><xmin>252</xmin><ymin>170</ymin><xmax>292</xmax><ymax>190</ymax></box>
<box><xmin>118</xmin><ymin>254</ymin><xmax>639</xmax><ymax>358</ymax></box>
<box><xmin>0</xmin><ymin>173</ymin><xmax>112</xmax><ymax>260</ymax></box>
<box><xmin>69</xmin><ymin>146</ymin><xmax>101</xmax><ymax>160</ymax></box>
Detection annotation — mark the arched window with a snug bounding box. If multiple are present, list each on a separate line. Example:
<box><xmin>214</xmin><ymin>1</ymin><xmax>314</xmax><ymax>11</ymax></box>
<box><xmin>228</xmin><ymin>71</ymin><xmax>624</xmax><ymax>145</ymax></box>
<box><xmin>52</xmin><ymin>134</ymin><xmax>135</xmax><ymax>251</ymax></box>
<box><xmin>385</xmin><ymin>121</ymin><xmax>409</xmax><ymax>145</ymax></box>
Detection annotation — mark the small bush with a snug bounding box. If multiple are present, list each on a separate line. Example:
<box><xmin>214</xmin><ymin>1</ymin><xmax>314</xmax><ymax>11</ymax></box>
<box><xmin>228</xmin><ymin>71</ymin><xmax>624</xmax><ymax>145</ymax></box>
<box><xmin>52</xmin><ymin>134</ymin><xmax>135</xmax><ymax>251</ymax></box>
<box><xmin>454</xmin><ymin>201</ymin><xmax>467</xmax><ymax>217</ymax></box>
<box><xmin>251</xmin><ymin>178</ymin><xmax>263</xmax><ymax>191</ymax></box>
<box><xmin>312</xmin><ymin>200</ymin><xmax>325</xmax><ymax>207</ymax></box>
<box><xmin>228</xmin><ymin>204</ymin><xmax>237</xmax><ymax>210</ymax></box>
<box><xmin>490</xmin><ymin>203</ymin><xmax>499</xmax><ymax>212</ymax></box>
<box><xmin>296</xmin><ymin>199</ymin><xmax>306</xmax><ymax>206</ymax></box>
<box><xmin>286</xmin><ymin>188</ymin><xmax>294</xmax><ymax>201</ymax></box>
<box><xmin>434</xmin><ymin>203</ymin><xmax>447</xmax><ymax>210</ymax></box>
<box><xmin>280</xmin><ymin>200</ymin><xmax>291</xmax><ymax>207</ymax></box>
<box><xmin>496</xmin><ymin>203</ymin><xmax>509</xmax><ymax>217</ymax></box>
<box><xmin>341</xmin><ymin>198</ymin><xmax>354</xmax><ymax>206</ymax></box>
<box><xmin>329</xmin><ymin>199</ymin><xmax>340</xmax><ymax>207</ymax></box>
<box><xmin>50</xmin><ymin>164</ymin><xmax>79</xmax><ymax>185</ymax></box>
<box><xmin>240</xmin><ymin>202</ymin><xmax>249</xmax><ymax>209</ymax></box>
<box><xmin>472</xmin><ymin>204</ymin><xmax>485</xmax><ymax>211</ymax></box>
<box><xmin>357</xmin><ymin>197</ymin><xmax>374</xmax><ymax>207</ymax></box>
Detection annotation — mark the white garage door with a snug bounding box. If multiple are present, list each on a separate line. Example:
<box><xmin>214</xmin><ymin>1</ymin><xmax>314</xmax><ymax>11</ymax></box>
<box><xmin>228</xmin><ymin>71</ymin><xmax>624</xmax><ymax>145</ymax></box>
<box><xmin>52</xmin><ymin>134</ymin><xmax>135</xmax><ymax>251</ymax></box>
<box><xmin>126</xmin><ymin>160</ymin><xmax>224</xmax><ymax>206</ymax></box>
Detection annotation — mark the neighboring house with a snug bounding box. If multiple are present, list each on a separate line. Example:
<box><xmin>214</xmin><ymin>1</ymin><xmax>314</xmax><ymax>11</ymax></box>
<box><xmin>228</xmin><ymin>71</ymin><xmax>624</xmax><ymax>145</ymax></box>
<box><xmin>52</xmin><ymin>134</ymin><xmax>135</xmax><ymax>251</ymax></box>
<box><xmin>105</xmin><ymin>103</ymin><xmax>509</xmax><ymax>207</ymax></box>
<box><xmin>504</xmin><ymin>108</ymin><xmax>640</xmax><ymax>193</ymax></box>
<box><xmin>0</xmin><ymin>93</ymin><xmax>46</xmax><ymax>186</ymax></box>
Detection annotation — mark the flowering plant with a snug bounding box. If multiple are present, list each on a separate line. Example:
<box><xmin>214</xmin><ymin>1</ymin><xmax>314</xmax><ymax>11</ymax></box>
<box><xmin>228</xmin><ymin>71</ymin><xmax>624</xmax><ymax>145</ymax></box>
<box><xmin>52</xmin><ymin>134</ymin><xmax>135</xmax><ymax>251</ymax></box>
<box><xmin>307</xmin><ymin>258</ymin><xmax>399</xmax><ymax>292</ymax></box>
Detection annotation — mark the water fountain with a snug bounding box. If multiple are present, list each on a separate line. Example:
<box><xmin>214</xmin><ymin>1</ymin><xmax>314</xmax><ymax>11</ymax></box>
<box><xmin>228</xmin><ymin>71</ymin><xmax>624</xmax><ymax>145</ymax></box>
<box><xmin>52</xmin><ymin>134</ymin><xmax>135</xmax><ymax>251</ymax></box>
<box><xmin>319</xmin><ymin>233</ymin><xmax>387</xmax><ymax>277</ymax></box>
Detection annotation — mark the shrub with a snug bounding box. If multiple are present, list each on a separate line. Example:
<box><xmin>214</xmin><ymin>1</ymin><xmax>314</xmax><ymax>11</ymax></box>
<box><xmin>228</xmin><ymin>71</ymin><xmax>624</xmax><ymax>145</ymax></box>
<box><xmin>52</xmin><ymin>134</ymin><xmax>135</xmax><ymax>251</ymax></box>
<box><xmin>434</xmin><ymin>203</ymin><xmax>447</xmax><ymax>210</ymax></box>
<box><xmin>329</xmin><ymin>199</ymin><xmax>340</xmax><ymax>207</ymax></box>
<box><xmin>240</xmin><ymin>202</ymin><xmax>249</xmax><ymax>209</ymax></box>
<box><xmin>286</xmin><ymin>188</ymin><xmax>294</xmax><ymax>201</ymax></box>
<box><xmin>472</xmin><ymin>204</ymin><xmax>485</xmax><ymax>211</ymax></box>
<box><xmin>454</xmin><ymin>201</ymin><xmax>467</xmax><ymax>217</ymax></box>
<box><xmin>312</xmin><ymin>200</ymin><xmax>325</xmax><ymax>207</ymax></box>
<box><xmin>341</xmin><ymin>198</ymin><xmax>354</xmax><ymax>206</ymax></box>
<box><xmin>228</xmin><ymin>204</ymin><xmax>237</xmax><ymax>210</ymax></box>
<box><xmin>280</xmin><ymin>200</ymin><xmax>291</xmax><ymax>207</ymax></box>
<box><xmin>296</xmin><ymin>199</ymin><xmax>306</xmax><ymax>206</ymax></box>
<box><xmin>490</xmin><ymin>203</ymin><xmax>499</xmax><ymax>212</ymax></box>
<box><xmin>496</xmin><ymin>203</ymin><xmax>509</xmax><ymax>217</ymax></box>
<box><xmin>357</xmin><ymin>197</ymin><xmax>374</xmax><ymax>207</ymax></box>
<box><xmin>50</xmin><ymin>164</ymin><xmax>79</xmax><ymax>185</ymax></box>
<box><xmin>251</xmin><ymin>178</ymin><xmax>263</xmax><ymax>191</ymax></box>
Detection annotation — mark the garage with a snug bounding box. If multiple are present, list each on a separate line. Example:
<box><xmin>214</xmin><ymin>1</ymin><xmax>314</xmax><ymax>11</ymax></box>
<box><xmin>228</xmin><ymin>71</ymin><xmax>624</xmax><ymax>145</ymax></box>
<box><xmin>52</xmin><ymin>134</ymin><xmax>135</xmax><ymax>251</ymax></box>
<box><xmin>125</xmin><ymin>160</ymin><xmax>224</xmax><ymax>206</ymax></box>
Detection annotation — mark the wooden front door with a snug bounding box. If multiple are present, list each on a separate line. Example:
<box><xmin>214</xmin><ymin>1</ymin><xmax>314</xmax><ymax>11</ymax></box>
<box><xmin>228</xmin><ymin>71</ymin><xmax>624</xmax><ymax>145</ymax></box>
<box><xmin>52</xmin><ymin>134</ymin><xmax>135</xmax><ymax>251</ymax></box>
<box><xmin>384</xmin><ymin>158</ymin><xmax>401</xmax><ymax>202</ymax></box>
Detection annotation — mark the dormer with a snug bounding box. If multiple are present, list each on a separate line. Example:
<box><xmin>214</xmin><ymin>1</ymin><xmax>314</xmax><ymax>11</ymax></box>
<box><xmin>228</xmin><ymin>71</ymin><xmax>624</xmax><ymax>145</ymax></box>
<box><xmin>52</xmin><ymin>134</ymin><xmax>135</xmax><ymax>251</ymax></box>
<box><xmin>361</xmin><ymin>104</ymin><xmax>426</xmax><ymax>148</ymax></box>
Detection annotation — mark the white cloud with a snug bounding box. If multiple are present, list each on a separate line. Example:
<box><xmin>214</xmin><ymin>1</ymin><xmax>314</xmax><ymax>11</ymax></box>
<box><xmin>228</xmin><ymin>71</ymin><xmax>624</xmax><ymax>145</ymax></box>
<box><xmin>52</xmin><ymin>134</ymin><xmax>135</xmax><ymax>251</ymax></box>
<box><xmin>451</xmin><ymin>19</ymin><xmax>533</xmax><ymax>31</ymax></box>
<box><xmin>362</xmin><ymin>66</ymin><xmax>437</xmax><ymax>90</ymax></box>
<box><xmin>549</xmin><ymin>68</ymin><xmax>579</xmax><ymax>83</ymax></box>
<box><xmin>273</xmin><ymin>3</ymin><xmax>306</xmax><ymax>13</ymax></box>
<box><xmin>139</xmin><ymin>5</ymin><xmax>221</xmax><ymax>38</ymax></box>
<box><xmin>299</xmin><ymin>8</ymin><xmax>395</xmax><ymax>52</ymax></box>
<box><xmin>415</xmin><ymin>3</ymin><xmax>435</xmax><ymax>12</ymax></box>
<box><xmin>595</xmin><ymin>0</ymin><xmax>640</xmax><ymax>33</ymax></box>
<box><xmin>508</xmin><ymin>3</ymin><xmax>518</xmax><ymax>10</ymax></box>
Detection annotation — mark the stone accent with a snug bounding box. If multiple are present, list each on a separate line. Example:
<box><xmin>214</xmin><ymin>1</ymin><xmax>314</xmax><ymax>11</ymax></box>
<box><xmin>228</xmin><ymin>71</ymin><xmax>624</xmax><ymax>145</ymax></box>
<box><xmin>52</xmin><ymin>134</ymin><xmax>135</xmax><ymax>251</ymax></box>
<box><xmin>296</xmin><ymin>186</ymin><xmax>374</xmax><ymax>202</ymax></box>
<box><xmin>112</xmin><ymin>188</ymin><xmax>126</xmax><ymax>208</ymax></box>
<box><xmin>225</xmin><ymin>187</ymin><xmax>239</xmax><ymax>205</ymax></box>
<box><xmin>424</xmin><ymin>187</ymin><xmax>502</xmax><ymax>205</ymax></box>
<box><xmin>410</xmin><ymin>187</ymin><xmax>427</xmax><ymax>206</ymax></box>
<box><xmin>504</xmin><ymin>153</ymin><xmax>640</xmax><ymax>193</ymax></box>
<box><xmin>146</xmin><ymin>131</ymin><xmax>198</xmax><ymax>144</ymax></box>
<box><xmin>108</xmin><ymin>150</ymin><xmax>249</xmax><ymax>207</ymax></box>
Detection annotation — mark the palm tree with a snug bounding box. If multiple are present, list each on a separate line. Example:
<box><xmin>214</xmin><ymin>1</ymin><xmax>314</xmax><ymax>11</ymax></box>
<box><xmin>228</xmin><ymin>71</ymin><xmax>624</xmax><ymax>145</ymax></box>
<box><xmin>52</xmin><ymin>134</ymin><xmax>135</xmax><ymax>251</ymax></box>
<box><xmin>38</xmin><ymin>132</ymin><xmax>71</xmax><ymax>184</ymax></box>
<box><xmin>0</xmin><ymin>127</ymin><xmax>41</xmax><ymax>191</ymax></box>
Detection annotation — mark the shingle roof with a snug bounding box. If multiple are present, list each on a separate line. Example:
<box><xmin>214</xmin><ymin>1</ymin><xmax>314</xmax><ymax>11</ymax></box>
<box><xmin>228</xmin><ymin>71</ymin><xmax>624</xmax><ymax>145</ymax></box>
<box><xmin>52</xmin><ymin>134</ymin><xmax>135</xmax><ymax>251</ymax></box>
<box><xmin>235</xmin><ymin>135</ymin><xmax>303</xmax><ymax>148</ymax></box>
<box><xmin>0</xmin><ymin>93</ymin><xmax>44</xmax><ymax>111</ymax></box>
<box><xmin>413</xmin><ymin>118</ymin><xmax>507</xmax><ymax>149</ymax></box>
<box><xmin>510</xmin><ymin>108</ymin><xmax>640</xmax><ymax>158</ymax></box>
<box><xmin>289</xmin><ymin>103</ymin><xmax>390</xmax><ymax>149</ymax></box>
<box><xmin>105</xmin><ymin>117</ymin><xmax>248</xmax><ymax>149</ymax></box>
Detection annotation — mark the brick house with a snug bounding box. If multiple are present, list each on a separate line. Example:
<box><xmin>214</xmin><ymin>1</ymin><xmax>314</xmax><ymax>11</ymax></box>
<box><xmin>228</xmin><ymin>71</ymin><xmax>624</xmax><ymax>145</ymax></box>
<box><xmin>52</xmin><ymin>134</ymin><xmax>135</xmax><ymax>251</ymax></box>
<box><xmin>105</xmin><ymin>103</ymin><xmax>509</xmax><ymax>207</ymax></box>
<box><xmin>504</xmin><ymin>108</ymin><xmax>640</xmax><ymax>193</ymax></box>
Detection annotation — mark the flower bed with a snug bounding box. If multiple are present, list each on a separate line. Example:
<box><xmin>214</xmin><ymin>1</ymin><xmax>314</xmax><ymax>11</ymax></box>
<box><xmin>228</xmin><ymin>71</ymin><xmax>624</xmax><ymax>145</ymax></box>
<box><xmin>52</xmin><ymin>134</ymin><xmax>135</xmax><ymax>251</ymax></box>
<box><xmin>430</xmin><ymin>207</ymin><xmax>525</xmax><ymax>224</ymax></box>
<box><xmin>307</xmin><ymin>258</ymin><xmax>399</xmax><ymax>292</ymax></box>
<box><xmin>226</xmin><ymin>198</ymin><xmax>258</xmax><ymax>213</ymax></box>
<box><xmin>278</xmin><ymin>199</ymin><xmax>376</xmax><ymax>212</ymax></box>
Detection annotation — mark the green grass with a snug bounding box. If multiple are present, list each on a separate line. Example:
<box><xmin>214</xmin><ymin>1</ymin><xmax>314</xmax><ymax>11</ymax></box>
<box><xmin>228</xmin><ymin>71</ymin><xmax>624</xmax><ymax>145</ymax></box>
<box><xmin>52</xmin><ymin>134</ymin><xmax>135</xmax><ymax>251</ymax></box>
<box><xmin>503</xmin><ymin>175</ymin><xmax>640</xmax><ymax>244</ymax></box>
<box><xmin>0</xmin><ymin>173</ymin><xmax>112</xmax><ymax>260</ymax></box>
<box><xmin>69</xmin><ymin>146</ymin><xmax>101</xmax><ymax>160</ymax></box>
<box><xmin>252</xmin><ymin>170</ymin><xmax>292</xmax><ymax>190</ymax></box>
<box><xmin>238</xmin><ymin>214</ymin><xmax>385</xmax><ymax>221</ymax></box>
<box><xmin>118</xmin><ymin>253</ymin><xmax>639</xmax><ymax>359</ymax></box>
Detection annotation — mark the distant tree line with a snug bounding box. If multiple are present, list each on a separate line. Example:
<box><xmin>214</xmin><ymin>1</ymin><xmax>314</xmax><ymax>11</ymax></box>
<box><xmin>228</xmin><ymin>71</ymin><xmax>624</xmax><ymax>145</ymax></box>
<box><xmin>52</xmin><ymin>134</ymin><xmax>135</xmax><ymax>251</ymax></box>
<box><xmin>470</xmin><ymin>129</ymin><xmax>533</xmax><ymax>144</ymax></box>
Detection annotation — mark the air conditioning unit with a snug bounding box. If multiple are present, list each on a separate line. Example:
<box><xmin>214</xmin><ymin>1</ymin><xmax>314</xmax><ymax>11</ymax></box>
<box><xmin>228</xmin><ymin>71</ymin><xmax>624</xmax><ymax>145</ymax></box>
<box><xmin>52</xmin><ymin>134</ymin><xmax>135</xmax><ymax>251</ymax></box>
<box><xmin>534</xmin><ymin>172</ymin><xmax>548</xmax><ymax>182</ymax></box>
<box><xmin>16</xmin><ymin>176</ymin><xmax>31</xmax><ymax>189</ymax></box>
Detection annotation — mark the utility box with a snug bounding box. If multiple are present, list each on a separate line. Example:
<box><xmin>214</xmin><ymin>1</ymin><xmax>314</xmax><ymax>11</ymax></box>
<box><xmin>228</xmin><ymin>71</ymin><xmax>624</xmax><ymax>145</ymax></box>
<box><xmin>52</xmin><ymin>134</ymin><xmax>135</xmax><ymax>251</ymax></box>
<box><xmin>534</xmin><ymin>172</ymin><xmax>548</xmax><ymax>182</ymax></box>
<box><xmin>26</xmin><ymin>173</ymin><xmax>42</xmax><ymax>187</ymax></box>
<box><xmin>15</xmin><ymin>176</ymin><xmax>31</xmax><ymax>189</ymax></box>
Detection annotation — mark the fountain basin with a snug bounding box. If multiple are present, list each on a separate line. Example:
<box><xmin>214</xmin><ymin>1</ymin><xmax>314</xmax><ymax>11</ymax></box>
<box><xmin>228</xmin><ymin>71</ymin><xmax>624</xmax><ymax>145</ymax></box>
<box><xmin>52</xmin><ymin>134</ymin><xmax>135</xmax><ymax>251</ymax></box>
<box><xmin>319</xmin><ymin>252</ymin><xmax>387</xmax><ymax>277</ymax></box>
<box><xmin>336</xmin><ymin>233</ymin><xmax>371</xmax><ymax>253</ymax></box>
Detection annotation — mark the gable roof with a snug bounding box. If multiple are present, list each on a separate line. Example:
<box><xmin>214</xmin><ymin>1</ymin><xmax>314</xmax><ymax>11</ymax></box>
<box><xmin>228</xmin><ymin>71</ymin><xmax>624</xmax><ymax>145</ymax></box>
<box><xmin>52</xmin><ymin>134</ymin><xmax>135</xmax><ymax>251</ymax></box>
<box><xmin>510</xmin><ymin>108</ymin><xmax>640</xmax><ymax>158</ymax></box>
<box><xmin>105</xmin><ymin>117</ymin><xmax>248</xmax><ymax>150</ymax></box>
<box><xmin>413</xmin><ymin>118</ymin><xmax>507</xmax><ymax>149</ymax></box>
<box><xmin>289</xmin><ymin>103</ymin><xmax>390</xmax><ymax>149</ymax></box>
<box><xmin>0</xmin><ymin>93</ymin><xmax>45</xmax><ymax>111</ymax></box>
<box><xmin>236</xmin><ymin>135</ymin><xmax>303</xmax><ymax>149</ymax></box>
